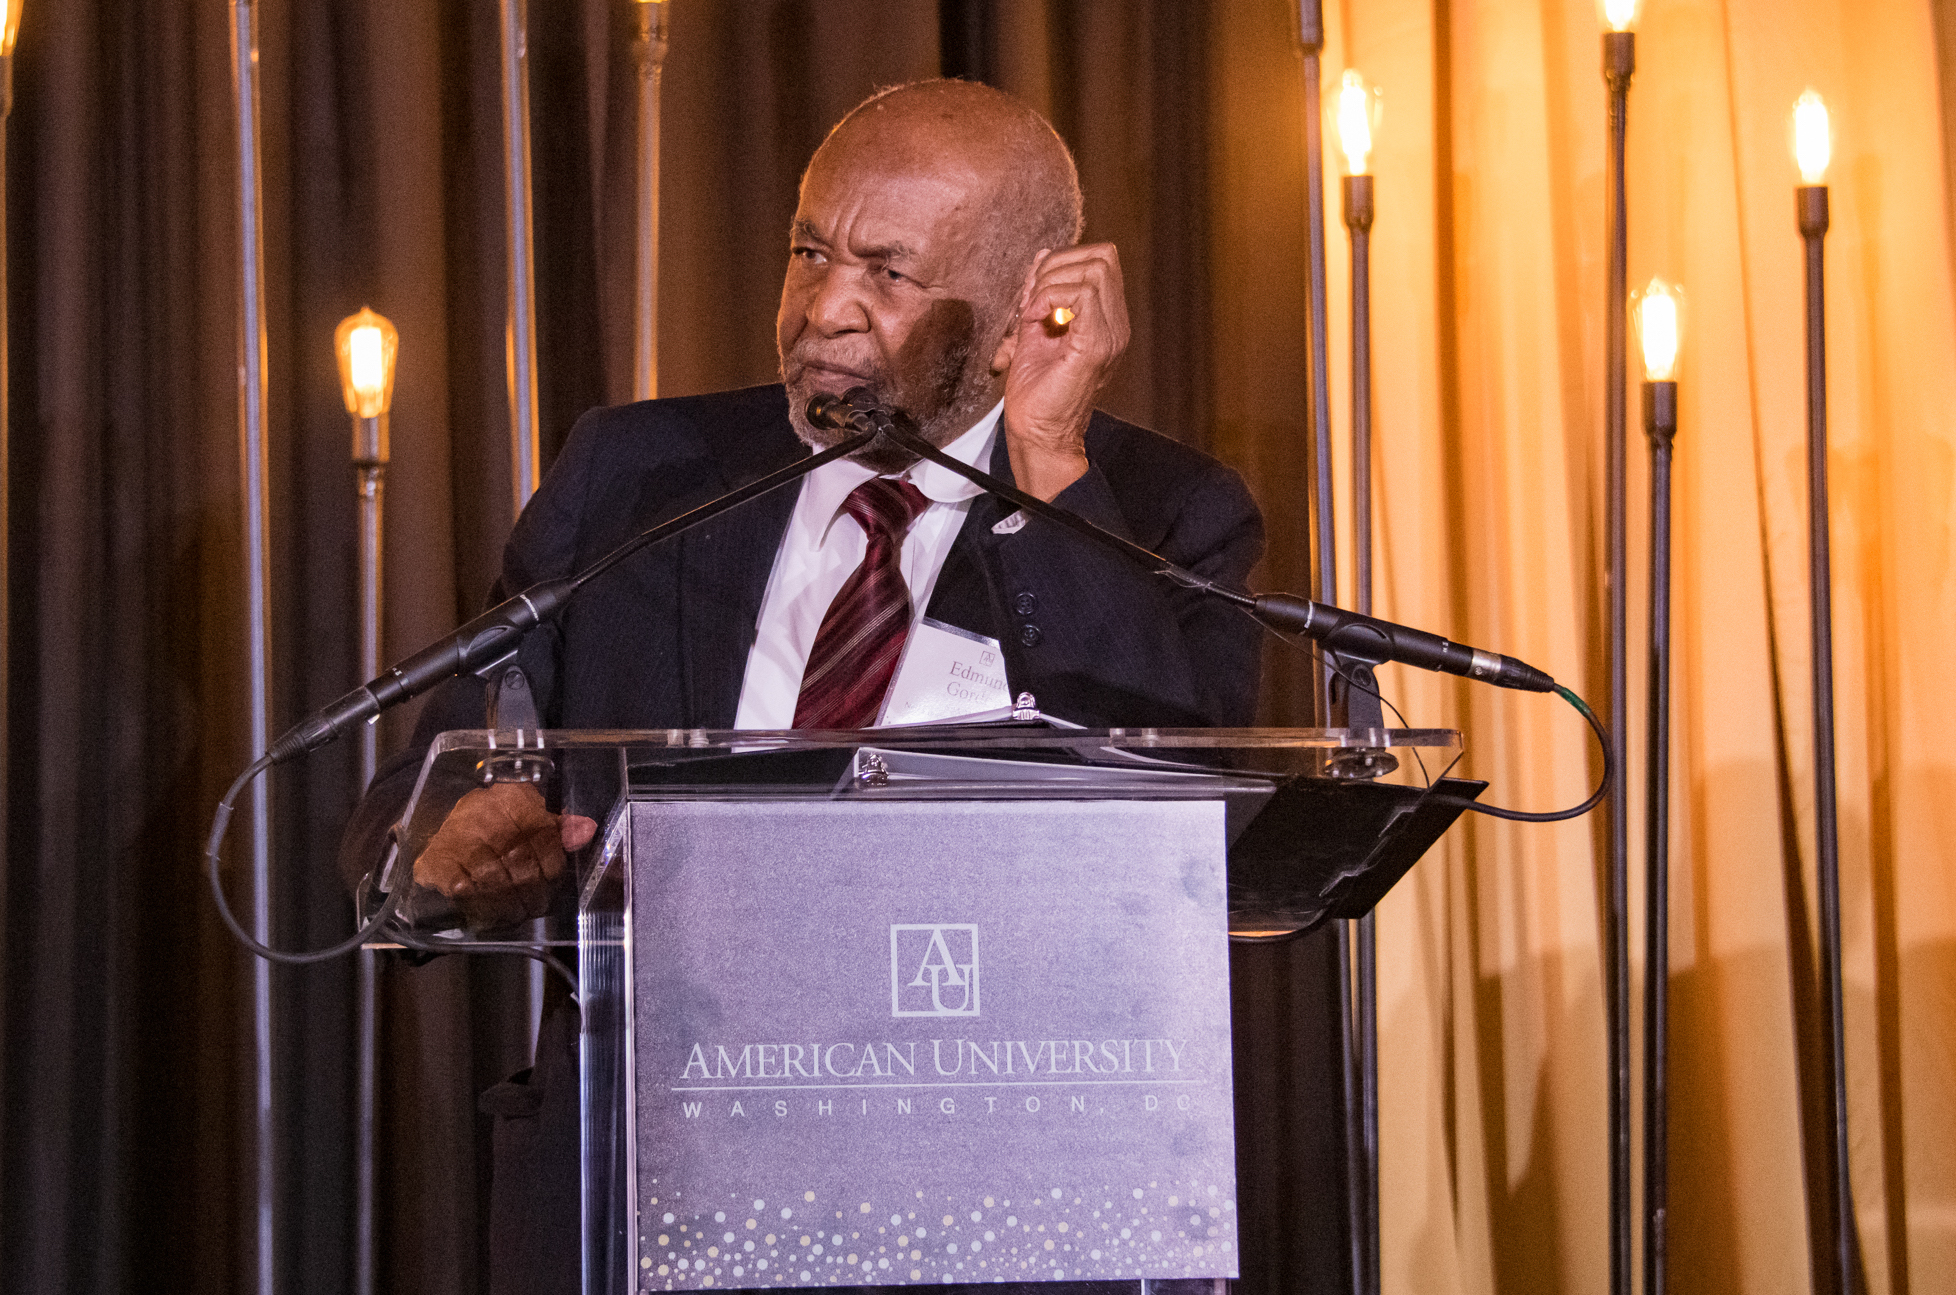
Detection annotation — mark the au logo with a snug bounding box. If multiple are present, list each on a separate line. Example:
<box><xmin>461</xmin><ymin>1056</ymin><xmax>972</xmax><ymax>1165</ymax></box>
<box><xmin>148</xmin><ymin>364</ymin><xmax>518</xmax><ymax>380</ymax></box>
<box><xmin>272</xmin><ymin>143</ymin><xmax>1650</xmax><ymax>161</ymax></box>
<box><xmin>890</xmin><ymin>924</ymin><xmax>980</xmax><ymax>1018</ymax></box>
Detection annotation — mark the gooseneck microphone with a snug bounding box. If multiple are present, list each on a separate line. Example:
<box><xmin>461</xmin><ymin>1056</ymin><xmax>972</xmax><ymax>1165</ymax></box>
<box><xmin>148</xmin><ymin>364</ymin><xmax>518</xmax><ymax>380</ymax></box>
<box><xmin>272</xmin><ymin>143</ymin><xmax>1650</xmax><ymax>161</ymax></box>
<box><xmin>807</xmin><ymin>388</ymin><xmax>1556</xmax><ymax>694</ymax></box>
<box><xmin>1248</xmin><ymin>596</ymin><xmax>1554</xmax><ymax>692</ymax></box>
<box><xmin>262</xmin><ymin>421</ymin><xmax>880</xmax><ymax>767</ymax></box>
<box><xmin>269</xmin><ymin>579</ymin><xmax>577</xmax><ymax>764</ymax></box>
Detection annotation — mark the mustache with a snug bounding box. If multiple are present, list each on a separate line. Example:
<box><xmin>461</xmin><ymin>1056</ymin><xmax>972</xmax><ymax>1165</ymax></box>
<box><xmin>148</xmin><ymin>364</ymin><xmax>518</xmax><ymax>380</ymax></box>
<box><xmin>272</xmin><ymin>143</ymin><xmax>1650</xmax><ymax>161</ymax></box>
<box><xmin>782</xmin><ymin>348</ymin><xmax>881</xmax><ymax>387</ymax></box>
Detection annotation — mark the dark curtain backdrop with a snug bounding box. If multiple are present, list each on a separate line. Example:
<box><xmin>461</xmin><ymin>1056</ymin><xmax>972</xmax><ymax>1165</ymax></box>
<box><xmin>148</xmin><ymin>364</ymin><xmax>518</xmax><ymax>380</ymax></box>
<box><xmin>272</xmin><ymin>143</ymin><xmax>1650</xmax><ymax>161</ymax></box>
<box><xmin>0</xmin><ymin>2</ymin><xmax>1347</xmax><ymax>1293</ymax></box>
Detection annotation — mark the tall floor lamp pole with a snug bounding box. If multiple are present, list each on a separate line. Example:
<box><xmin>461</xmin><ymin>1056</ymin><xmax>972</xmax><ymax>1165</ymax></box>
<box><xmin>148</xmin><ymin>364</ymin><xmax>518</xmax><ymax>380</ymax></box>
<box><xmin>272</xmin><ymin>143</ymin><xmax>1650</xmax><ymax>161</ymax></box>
<box><xmin>632</xmin><ymin>0</ymin><xmax>669</xmax><ymax>401</ymax></box>
<box><xmin>1292</xmin><ymin>9</ymin><xmax>1360</xmax><ymax>1293</ymax></box>
<box><xmin>1635</xmin><ymin>280</ymin><xmax>1683</xmax><ymax>1295</ymax></box>
<box><xmin>0</xmin><ymin>0</ymin><xmax>21</xmax><ymax>900</ymax></box>
<box><xmin>1793</xmin><ymin>90</ymin><xmax>1857</xmax><ymax>1295</ymax></box>
<box><xmin>1294</xmin><ymin>0</ymin><xmax>1338</xmax><ymax>670</ymax></box>
<box><xmin>336</xmin><ymin>309</ymin><xmax>398</xmax><ymax>1295</ymax></box>
<box><xmin>228</xmin><ymin>2</ymin><xmax>278</xmax><ymax>1290</ymax></box>
<box><xmin>1337</xmin><ymin>68</ymin><xmax>1383</xmax><ymax>1295</ymax></box>
<box><xmin>500</xmin><ymin>0</ymin><xmax>540</xmax><ymax>514</ymax></box>
<box><xmin>1600</xmin><ymin>7</ymin><xmax>1638</xmax><ymax>1292</ymax></box>
<box><xmin>497</xmin><ymin>0</ymin><xmax>547</xmax><ymax>1047</ymax></box>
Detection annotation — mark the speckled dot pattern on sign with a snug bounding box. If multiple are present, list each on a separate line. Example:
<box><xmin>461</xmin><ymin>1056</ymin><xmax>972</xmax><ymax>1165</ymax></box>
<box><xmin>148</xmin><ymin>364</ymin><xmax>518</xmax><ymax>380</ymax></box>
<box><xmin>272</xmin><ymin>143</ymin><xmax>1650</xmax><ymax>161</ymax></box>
<box><xmin>634</xmin><ymin>1184</ymin><xmax>1235</xmax><ymax>1290</ymax></box>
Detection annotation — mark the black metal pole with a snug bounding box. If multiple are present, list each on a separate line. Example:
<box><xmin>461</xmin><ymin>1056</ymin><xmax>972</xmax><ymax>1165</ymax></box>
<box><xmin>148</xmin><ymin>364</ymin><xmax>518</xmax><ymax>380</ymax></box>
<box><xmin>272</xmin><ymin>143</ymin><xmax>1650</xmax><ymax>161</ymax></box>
<box><xmin>631</xmin><ymin>0</ymin><xmax>669</xmax><ymax>401</ymax></box>
<box><xmin>1642</xmin><ymin>377</ymin><xmax>1676</xmax><ymax>1295</ymax></box>
<box><xmin>1299</xmin><ymin>4</ymin><xmax>1338</xmax><ymax>653</ymax></box>
<box><xmin>228</xmin><ymin>3</ymin><xmax>280</xmax><ymax>1287</ymax></box>
<box><xmin>1603</xmin><ymin>32</ymin><xmax>1636</xmax><ymax>1295</ymax></box>
<box><xmin>1345</xmin><ymin>170</ymin><xmax>1381</xmax><ymax>1295</ymax></box>
<box><xmin>1347</xmin><ymin>175</ymin><xmax>1375</xmax><ymax>620</ymax></box>
<box><xmin>0</xmin><ymin>52</ymin><xmax>12</xmax><ymax>905</ymax></box>
<box><xmin>1799</xmin><ymin>181</ymin><xmax>1855</xmax><ymax>1295</ymax></box>
<box><xmin>1295</xmin><ymin>9</ymin><xmax>1357</xmax><ymax>1291</ymax></box>
<box><xmin>351</xmin><ymin>406</ymin><xmax>388</xmax><ymax>1295</ymax></box>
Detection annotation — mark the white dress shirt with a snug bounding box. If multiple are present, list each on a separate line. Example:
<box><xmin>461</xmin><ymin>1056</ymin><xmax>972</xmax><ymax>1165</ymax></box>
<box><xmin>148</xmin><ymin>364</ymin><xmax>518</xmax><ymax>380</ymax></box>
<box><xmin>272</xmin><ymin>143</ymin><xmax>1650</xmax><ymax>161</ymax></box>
<box><xmin>732</xmin><ymin>402</ymin><xmax>1003</xmax><ymax>729</ymax></box>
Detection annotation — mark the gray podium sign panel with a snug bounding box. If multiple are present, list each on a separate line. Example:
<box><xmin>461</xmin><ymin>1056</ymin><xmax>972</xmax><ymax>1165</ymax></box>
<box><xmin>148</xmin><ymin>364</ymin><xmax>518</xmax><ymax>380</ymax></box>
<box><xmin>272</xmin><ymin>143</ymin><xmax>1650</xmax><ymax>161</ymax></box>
<box><xmin>627</xmin><ymin>799</ymin><xmax>1239</xmax><ymax>1290</ymax></box>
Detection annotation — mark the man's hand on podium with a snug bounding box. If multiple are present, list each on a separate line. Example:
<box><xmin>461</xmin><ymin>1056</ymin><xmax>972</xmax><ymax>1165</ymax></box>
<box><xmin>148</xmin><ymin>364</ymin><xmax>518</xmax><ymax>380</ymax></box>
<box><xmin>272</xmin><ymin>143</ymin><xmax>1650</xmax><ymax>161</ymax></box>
<box><xmin>413</xmin><ymin>783</ymin><xmax>598</xmax><ymax>930</ymax></box>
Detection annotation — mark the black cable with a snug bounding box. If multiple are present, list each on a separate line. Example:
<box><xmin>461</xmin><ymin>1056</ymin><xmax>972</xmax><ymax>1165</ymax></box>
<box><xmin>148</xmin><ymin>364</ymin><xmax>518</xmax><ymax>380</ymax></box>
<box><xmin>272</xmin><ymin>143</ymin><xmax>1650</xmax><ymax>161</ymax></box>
<box><xmin>205</xmin><ymin>755</ymin><xmax>406</xmax><ymax>964</ymax></box>
<box><xmin>1413</xmin><ymin>684</ymin><xmax>1609</xmax><ymax>823</ymax></box>
<box><xmin>208</xmin><ymin>754</ymin><xmax>583</xmax><ymax>972</ymax></box>
<box><xmin>387</xmin><ymin>933</ymin><xmax>580</xmax><ymax>994</ymax></box>
<box><xmin>1269</xmin><ymin>624</ymin><xmax>1610</xmax><ymax>824</ymax></box>
<box><xmin>1443</xmin><ymin>685</ymin><xmax>1609</xmax><ymax>823</ymax></box>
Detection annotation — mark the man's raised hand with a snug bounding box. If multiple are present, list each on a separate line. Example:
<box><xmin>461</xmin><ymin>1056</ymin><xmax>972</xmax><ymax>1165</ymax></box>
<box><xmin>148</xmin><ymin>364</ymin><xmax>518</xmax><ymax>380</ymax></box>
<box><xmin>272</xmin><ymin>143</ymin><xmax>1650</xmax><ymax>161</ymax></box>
<box><xmin>990</xmin><ymin>243</ymin><xmax>1131</xmax><ymax>502</ymax></box>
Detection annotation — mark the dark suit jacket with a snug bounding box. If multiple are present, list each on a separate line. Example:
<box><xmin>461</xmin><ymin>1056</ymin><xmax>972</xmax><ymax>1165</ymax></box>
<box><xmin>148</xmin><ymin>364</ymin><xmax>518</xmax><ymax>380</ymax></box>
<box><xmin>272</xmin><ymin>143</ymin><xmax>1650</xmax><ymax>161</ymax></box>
<box><xmin>496</xmin><ymin>381</ymin><xmax>1261</xmax><ymax>732</ymax></box>
<box><xmin>343</xmin><ymin>384</ymin><xmax>1265</xmax><ymax>1295</ymax></box>
<box><xmin>347</xmin><ymin>382</ymin><xmax>1264</xmax><ymax>875</ymax></box>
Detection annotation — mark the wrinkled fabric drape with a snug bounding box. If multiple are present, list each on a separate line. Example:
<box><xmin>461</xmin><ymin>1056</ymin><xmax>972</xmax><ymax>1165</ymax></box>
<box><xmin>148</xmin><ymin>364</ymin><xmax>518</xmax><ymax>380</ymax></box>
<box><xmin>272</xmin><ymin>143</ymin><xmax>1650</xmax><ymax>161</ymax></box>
<box><xmin>2</xmin><ymin>1</ymin><xmax>1953</xmax><ymax>1293</ymax></box>
<box><xmin>1288</xmin><ymin>1</ymin><xmax>1956</xmax><ymax>1292</ymax></box>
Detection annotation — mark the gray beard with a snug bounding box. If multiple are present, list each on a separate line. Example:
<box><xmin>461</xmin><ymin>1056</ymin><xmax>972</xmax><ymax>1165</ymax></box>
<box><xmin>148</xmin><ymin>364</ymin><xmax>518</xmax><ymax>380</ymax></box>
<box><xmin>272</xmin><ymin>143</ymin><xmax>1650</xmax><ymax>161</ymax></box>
<box><xmin>781</xmin><ymin>334</ymin><xmax>1001</xmax><ymax>474</ymax></box>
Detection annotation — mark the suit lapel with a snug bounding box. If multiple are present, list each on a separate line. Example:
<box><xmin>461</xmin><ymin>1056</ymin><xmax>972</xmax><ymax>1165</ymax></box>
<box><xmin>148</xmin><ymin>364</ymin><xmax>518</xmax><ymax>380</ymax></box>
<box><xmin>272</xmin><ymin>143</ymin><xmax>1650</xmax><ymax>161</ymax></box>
<box><xmin>677</xmin><ymin>459</ymin><xmax>804</xmax><ymax>728</ymax></box>
<box><xmin>923</xmin><ymin>431</ymin><xmax>1016</xmax><ymax>659</ymax></box>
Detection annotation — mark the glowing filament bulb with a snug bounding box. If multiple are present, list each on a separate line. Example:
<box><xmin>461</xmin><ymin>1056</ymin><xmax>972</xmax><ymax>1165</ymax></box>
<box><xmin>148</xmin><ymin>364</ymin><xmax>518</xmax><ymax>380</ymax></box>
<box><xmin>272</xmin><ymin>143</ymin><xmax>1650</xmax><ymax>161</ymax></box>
<box><xmin>1637</xmin><ymin>279</ymin><xmax>1681</xmax><ymax>382</ymax></box>
<box><xmin>335</xmin><ymin>306</ymin><xmax>399</xmax><ymax>420</ymax></box>
<box><xmin>1337</xmin><ymin>71</ymin><xmax>1375</xmax><ymax>176</ymax></box>
<box><xmin>1794</xmin><ymin>91</ymin><xmax>1831</xmax><ymax>185</ymax></box>
<box><xmin>350</xmin><ymin>328</ymin><xmax>385</xmax><ymax>403</ymax></box>
<box><xmin>1603</xmin><ymin>0</ymin><xmax>1638</xmax><ymax>31</ymax></box>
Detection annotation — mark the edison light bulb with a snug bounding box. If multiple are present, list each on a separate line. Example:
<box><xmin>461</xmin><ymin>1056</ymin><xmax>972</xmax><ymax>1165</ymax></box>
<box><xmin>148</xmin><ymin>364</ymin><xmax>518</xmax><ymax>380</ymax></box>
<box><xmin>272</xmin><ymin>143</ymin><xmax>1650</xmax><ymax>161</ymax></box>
<box><xmin>1336</xmin><ymin>71</ymin><xmax>1376</xmax><ymax>176</ymax></box>
<box><xmin>350</xmin><ymin>328</ymin><xmax>385</xmax><ymax>403</ymax></box>
<box><xmin>1636</xmin><ymin>279</ymin><xmax>1681</xmax><ymax>382</ymax></box>
<box><xmin>1602</xmin><ymin>0</ymin><xmax>1638</xmax><ymax>32</ymax></box>
<box><xmin>1794</xmin><ymin>91</ymin><xmax>1831</xmax><ymax>185</ymax></box>
<box><xmin>335</xmin><ymin>307</ymin><xmax>399</xmax><ymax>420</ymax></box>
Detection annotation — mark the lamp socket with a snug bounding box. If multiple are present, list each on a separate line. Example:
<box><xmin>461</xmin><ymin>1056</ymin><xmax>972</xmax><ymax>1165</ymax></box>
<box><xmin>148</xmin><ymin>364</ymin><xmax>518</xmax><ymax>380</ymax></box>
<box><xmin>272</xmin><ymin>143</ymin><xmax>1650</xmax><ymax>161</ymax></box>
<box><xmin>1643</xmin><ymin>381</ymin><xmax>1677</xmax><ymax>441</ymax></box>
<box><xmin>1797</xmin><ymin>185</ymin><xmax>1830</xmax><ymax>238</ymax></box>
<box><xmin>1343</xmin><ymin>175</ymin><xmax>1375</xmax><ymax>232</ymax></box>
<box><xmin>1603</xmin><ymin>31</ymin><xmax>1635</xmax><ymax>92</ymax></box>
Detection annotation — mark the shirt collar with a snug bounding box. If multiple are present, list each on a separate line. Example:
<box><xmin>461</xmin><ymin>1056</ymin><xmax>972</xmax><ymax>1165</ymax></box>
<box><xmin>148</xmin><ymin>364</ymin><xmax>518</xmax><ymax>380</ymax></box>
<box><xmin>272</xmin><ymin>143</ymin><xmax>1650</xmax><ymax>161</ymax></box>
<box><xmin>801</xmin><ymin>400</ymin><xmax>1003</xmax><ymax>542</ymax></box>
<box><xmin>905</xmin><ymin>400</ymin><xmax>1001</xmax><ymax>504</ymax></box>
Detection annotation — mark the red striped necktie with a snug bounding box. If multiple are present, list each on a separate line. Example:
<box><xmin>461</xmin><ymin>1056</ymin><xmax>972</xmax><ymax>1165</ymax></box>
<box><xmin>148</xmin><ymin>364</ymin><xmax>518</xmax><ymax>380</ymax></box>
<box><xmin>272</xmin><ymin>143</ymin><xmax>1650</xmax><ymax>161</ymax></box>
<box><xmin>793</xmin><ymin>477</ymin><xmax>931</xmax><ymax>729</ymax></box>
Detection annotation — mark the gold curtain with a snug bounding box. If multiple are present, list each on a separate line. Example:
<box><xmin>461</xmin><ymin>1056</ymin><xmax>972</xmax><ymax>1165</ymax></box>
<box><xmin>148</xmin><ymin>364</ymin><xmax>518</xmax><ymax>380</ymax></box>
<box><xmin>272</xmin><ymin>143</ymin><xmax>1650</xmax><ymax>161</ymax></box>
<box><xmin>1194</xmin><ymin>0</ymin><xmax>1956</xmax><ymax>1290</ymax></box>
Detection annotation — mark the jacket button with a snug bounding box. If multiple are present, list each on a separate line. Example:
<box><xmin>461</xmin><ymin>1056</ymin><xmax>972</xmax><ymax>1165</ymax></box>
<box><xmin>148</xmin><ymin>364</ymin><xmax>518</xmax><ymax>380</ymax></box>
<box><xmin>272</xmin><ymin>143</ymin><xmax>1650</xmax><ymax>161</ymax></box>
<box><xmin>1019</xmin><ymin>624</ymin><xmax>1043</xmax><ymax>648</ymax></box>
<box><xmin>1012</xmin><ymin>592</ymin><xmax>1038</xmax><ymax>617</ymax></box>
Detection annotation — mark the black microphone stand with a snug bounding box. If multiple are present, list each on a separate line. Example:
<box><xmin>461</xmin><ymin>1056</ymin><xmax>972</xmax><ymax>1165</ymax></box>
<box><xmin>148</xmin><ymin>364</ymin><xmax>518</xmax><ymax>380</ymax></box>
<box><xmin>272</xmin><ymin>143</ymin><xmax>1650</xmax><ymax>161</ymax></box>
<box><xmin>267</xmin><ymin>425</ymin><xmax>879</xmax><ymax>765</ymax></box>
<box><xmin>205</xmin><ymin>424</ymin><xmax>878</xmax><ymax>964</ymax></box>
<box><xmin>809</xmin><ymin>394</ymin><xmax>1562</xmax><ymax>697</ymax></box>
<box><xmin>214</xmin><ymin>394</ymin><xmax>1605</xmax><ymax>970</ymax></box>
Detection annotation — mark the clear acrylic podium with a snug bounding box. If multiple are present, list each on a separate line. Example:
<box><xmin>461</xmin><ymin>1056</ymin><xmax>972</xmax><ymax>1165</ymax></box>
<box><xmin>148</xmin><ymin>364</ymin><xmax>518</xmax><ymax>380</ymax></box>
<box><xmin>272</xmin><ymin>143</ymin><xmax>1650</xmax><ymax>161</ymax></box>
<box><xmin>389</xmin><ymin>725</ymin><xmax>1472</xmax><ymax>1294</ymax></box>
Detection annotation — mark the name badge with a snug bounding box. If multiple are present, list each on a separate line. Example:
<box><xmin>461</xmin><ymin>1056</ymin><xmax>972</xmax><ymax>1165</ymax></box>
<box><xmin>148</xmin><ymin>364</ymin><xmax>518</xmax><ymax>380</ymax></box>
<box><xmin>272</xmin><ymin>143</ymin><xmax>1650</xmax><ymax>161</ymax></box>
<box><xmin>879</xmin><ymin>618</ymin><xmax>1012</xmax><ymax>726</ymax></box>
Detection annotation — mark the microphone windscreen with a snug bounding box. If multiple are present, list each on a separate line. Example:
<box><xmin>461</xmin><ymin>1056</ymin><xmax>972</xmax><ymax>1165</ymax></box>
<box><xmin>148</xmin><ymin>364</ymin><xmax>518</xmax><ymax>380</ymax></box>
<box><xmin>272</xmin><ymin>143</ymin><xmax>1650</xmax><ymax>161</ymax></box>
<box><xmin>806</xmin><ymin>386</ymin><xmax>890</xmax><ymax>433</ymax></box>
<box><xmin>805</xmin><ymin>393</ymin><xmax>850</xmax><ymax>429</ymax></box>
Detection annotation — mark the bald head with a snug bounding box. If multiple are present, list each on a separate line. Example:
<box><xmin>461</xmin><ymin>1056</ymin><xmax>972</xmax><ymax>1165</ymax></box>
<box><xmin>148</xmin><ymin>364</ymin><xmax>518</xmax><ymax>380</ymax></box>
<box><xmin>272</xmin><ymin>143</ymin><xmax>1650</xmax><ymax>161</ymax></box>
<box><xmin>776</xmin><ymin>81</ymin><xmax>1086</xmax><ymax>464</ymax></box>
<box><xmin>811</xmin><ymin>80</ymin><xmax>1084</xmax><ymax>305</ymax></box>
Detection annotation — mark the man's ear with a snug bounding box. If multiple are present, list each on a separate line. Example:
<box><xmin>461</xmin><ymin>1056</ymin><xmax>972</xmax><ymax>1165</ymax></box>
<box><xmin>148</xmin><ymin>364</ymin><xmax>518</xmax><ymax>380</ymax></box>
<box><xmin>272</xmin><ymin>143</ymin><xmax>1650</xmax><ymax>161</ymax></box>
<box><xmin>990</xmin><ymin>254</ymin><xmax>1044</xmax><ymax>375</ymax></box>
<box><xmin>990</xmin><ymin>316</ymin><xmax>1021</xmax><ymax>375</ymax></box>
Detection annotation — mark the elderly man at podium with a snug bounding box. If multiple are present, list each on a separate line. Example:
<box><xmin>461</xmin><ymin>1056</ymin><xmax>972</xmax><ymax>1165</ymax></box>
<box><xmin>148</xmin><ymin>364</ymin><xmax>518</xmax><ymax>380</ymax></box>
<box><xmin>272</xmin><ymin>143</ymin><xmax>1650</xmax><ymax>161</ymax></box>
<box><xmin>346</xmin><ymin>78</ymin><xmax>1264</xmax><ymax>1295</ymax></box>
